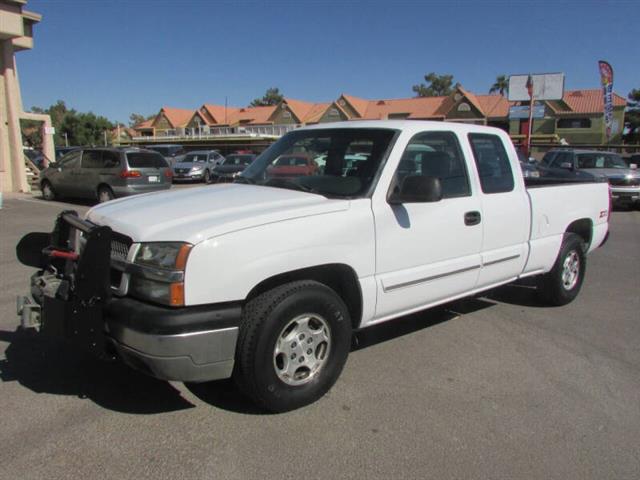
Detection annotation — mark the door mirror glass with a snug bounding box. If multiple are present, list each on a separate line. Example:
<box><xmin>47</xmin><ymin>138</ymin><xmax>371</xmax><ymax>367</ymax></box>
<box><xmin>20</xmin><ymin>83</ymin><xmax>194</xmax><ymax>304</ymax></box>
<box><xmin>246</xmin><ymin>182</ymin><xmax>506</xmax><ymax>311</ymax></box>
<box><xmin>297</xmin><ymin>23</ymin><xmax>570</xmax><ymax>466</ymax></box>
<box><xmin>560</xmin><ymin>162</ymin><xmax>573</xmax><ymax>169</ymax></box>
<box><xmin>388</xmin><ymin>175</ymin><xmax>442</xmax><ymax>204</ymax></box>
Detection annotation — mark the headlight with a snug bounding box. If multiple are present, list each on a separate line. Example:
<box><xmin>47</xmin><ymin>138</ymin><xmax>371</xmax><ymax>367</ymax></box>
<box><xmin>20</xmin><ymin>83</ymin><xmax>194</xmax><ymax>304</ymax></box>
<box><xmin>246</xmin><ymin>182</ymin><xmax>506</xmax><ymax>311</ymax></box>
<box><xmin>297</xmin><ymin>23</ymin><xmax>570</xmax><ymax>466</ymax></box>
<box><xmin>191</xmin><ymin>165</ymin><xmax>204</xmax><ymax>172</ymax></box>
<box><xmin>134</xmin><ymin>242</ymin><xmax>191</xmax><ymax>270</ymax></box>
<box><xmin>129</xmin><ymin>242</ymin><xmax>192</xmax><ymax>306</ymax></box>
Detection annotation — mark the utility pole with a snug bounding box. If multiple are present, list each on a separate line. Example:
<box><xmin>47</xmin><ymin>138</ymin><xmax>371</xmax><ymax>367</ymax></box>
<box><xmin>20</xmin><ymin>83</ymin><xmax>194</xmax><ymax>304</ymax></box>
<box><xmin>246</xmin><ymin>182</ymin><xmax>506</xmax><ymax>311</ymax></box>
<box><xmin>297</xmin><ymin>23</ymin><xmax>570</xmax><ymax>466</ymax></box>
<box><xmin>64</xmin><ymin>132</ymin><xmax>68</xmax><ymax>147</ymax></box>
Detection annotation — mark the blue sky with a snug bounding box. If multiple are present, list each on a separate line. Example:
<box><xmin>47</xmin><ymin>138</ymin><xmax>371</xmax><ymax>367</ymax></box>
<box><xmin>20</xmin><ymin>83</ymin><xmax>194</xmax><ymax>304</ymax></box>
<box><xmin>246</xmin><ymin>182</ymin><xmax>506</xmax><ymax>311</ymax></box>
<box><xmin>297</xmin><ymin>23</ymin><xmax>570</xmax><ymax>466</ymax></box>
<box><xmin>18</xmin><ymin>0</ymin><xmax>638</xmax><ymax>124</ymax></box>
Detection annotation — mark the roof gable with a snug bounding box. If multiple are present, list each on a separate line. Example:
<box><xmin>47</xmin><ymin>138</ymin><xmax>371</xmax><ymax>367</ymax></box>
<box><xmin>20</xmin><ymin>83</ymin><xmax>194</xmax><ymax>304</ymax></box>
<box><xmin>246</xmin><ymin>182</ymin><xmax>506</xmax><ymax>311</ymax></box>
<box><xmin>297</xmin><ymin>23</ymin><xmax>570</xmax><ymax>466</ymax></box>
<box><xmin>157</xmin><ymin>107</ymin><xmax>195</xmax><ymax>128</ymax></box>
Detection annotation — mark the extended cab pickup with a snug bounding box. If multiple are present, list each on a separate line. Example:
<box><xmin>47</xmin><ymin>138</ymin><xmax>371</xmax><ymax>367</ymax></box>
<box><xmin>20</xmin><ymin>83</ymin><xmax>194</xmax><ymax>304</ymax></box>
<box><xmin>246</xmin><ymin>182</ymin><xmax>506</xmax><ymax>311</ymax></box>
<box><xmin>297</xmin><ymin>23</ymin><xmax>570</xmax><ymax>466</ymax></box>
<box><xmin>16</xmin><ymin>121</ymin><xmax>610</xmax><ymax>412</ymax></box>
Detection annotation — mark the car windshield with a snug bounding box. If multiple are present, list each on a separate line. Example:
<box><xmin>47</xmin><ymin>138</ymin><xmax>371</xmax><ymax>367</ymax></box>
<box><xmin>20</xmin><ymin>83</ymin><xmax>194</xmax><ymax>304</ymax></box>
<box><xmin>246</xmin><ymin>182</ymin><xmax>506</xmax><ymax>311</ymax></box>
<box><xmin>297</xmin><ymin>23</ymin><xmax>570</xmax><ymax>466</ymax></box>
<box><xmin>126</xmin><ymin>152</ymin><xmax>168</xmax><ymax>168</ymax></box>
<box><xmin>224</xmin><ymin>155</ymin><xmax>254</xmax><ymax>165</ymax></box>
<box><xmin>183</xmin><ymin>153</ymin><xmax>207</xmax><ymax>163</ymax></box>
<box><xmin>238</xmin><ymin>128</ymin><xmax>397</xmax><ymax>198</ymax></box>
<box><xmin>577</xmin><ymin>153</ymin><xmax>628</xmax><ymax>169</ymax></box>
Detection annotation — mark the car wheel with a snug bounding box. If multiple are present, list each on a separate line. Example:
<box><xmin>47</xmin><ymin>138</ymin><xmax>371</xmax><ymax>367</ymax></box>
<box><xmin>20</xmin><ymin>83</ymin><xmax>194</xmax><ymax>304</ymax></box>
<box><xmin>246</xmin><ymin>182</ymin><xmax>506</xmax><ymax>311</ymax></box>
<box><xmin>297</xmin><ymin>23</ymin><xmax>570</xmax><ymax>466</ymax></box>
<box><xmin>204</xmin><ymin>169</ymin><xmax>211</xmax><ymax>184</ymax></box>
<box><xmin>97</xmin><ymin>185</ymin><xmax>114</xmax><ymax>203</ymax></box>
<box><xmin>41</xmin><ymin>181</ymin><xmax>56</xmax><ymax>201</ymax></box>
<box><xmin>537</xmin><ymin>233</ymin><xmax>586</xmax><ymax>306</ymax></box>
<box><xmin>233</xmin><ymin>280</ymin><xmax>352</xmax><ymax>412</ymax></box>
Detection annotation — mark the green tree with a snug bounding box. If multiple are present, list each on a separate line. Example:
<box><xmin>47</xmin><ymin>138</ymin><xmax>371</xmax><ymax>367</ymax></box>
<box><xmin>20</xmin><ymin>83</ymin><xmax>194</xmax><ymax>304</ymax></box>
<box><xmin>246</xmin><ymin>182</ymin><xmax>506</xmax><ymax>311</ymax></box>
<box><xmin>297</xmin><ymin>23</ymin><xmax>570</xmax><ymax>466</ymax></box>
<box><xmin>489</xmin><ymin>75</ymin><xmax>509</xmax><ymax>96</ymax></box>
<box><xmin>412</xmin><ymin>73</ymin><xmax>456</xmax><ymax>97</ymax></box>
<box><xmin>623</xmin><ymin>88</ymin><xmax>640</xmax><ymax>143</ymax></box>
<box><xmin>250</xmin><ymin>87</ymin><xmax>284</xmax><ymax>107</ymax></box>
<box><xmin>59</xmin><ymin>111</ymin><xmax>114</xmax><ymax>146</ymax></box>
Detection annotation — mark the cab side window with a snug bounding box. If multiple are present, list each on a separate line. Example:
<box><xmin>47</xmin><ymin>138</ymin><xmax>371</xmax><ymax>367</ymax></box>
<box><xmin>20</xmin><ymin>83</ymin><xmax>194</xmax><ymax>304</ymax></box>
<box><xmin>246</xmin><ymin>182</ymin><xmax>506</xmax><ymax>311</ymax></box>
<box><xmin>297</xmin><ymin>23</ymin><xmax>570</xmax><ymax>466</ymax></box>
<box><xmin>394</xmin><ymin>131</ymin><xmax>470</xmax><ymax>198</ymax></box>
<box><xmin>102</xmin><ymin>151</ymin><xmax>121</xmax><ymax>168</ymax></box>
<box><xmin>468</xmin><ymin>134</ymin><xmax>514</xmax><ymax>194</ymax></box>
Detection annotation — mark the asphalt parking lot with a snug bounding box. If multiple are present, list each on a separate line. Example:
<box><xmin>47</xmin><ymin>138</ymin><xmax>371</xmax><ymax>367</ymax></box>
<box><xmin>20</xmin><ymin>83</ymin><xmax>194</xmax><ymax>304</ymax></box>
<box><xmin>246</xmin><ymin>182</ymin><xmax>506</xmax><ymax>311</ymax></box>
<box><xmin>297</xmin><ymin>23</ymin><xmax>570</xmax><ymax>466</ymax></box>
<box><xmin>0</xmin><ymin>192</ymin><xmax>639</xmax><ymax>480</ymax></box>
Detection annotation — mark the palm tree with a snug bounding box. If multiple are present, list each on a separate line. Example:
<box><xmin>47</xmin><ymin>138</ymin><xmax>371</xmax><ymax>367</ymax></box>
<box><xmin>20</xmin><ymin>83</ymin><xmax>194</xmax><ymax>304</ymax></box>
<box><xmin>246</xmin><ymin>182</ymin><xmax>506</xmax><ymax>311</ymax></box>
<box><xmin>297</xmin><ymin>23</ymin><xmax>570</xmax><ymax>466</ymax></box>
<box><xmin>490</xmin><ymin>75</ymin><xmax>509</xmax><ymax>96</ymax></box>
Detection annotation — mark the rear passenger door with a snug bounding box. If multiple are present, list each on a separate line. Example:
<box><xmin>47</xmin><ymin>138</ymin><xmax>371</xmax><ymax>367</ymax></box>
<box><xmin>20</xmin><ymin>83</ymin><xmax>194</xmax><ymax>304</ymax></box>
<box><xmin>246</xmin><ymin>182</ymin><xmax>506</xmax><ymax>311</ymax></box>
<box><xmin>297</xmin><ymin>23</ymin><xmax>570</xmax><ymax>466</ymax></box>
<box><xmin>373</xmin><ymin>131</ymin><xmax>483</xmax><ymax>320</ymax></box>
<box><xmin>77</xmin><ymin>149</ymin><xmax>103</xmax><ymax>198</ymax></box>
<box><xmin>467</xmin><ymin>133</ymin><xmax>529</xmax><ymax>288</ymax></box>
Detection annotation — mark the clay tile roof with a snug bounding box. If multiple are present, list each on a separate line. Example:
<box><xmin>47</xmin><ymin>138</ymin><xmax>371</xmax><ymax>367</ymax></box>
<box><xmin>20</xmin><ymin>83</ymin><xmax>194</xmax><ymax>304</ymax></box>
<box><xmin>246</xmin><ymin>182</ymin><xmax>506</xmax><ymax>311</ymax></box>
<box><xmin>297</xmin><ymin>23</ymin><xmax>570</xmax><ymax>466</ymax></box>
<box><xmin>358</xmin><ymin>96</ymin><xmax>444</xmax><ymax>120</ymax></box>
<box><xmin>160</xmin><ymin>107</ymin><xmax>196</xmax><ymax>128</ymax></box>
<box><xmin>281</xmin><ymin>98</ymin><xmax>317</xmax><ymax>123</ymax></box>
<box><xmin>341</xmin><ymin>94</ymin><xmax>369</xmax><ymax>117</ymax></box>
<box><xmin>476</xmin><ymin>94</ymin><xmax>510</xmax><ymax>118</ymax></box>
<box><xmin>134</xmin><ymin>119</ymin><xmax>154</xmax><ymax>129</ymax></box>
<box><xmin>201</xmin><ymin>104</ymin><xmax>239</xmax><ymax>125</ymax></box>
<box><xmin>556</xmin><ymin>89</ymin><xmax>626</xmax><ymax>114</ymax></box>
<box><xmin>302</xmin><ymin>102</ymin><xmax>332</xmax><ymax>123</ymax></box>
<box><xmin>455</xmin><ymin>86</ymin><xmax>486</xmax><ymax>116</ymax></box>
<box><xmin>227</xmin><ymin>105</ymin><xmax>277</xmax><ymax>125</ymax></box>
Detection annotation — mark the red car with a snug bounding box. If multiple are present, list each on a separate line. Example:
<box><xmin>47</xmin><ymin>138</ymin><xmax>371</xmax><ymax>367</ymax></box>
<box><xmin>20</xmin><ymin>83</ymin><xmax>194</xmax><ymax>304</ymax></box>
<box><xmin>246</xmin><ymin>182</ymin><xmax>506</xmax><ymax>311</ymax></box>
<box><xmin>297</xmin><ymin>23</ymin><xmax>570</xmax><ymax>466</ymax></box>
<box><xmin>267</xmin><ymin>154</ymin><xmax>319</xmax><ymax>178</ymax></box>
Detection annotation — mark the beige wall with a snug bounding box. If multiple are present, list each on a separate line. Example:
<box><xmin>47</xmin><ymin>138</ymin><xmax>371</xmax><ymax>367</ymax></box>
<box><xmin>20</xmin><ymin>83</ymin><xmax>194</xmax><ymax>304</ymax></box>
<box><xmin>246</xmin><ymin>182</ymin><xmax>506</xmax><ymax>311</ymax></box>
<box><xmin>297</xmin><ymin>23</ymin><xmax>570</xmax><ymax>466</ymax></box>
<box><xmin>318</xmin><ymin>104</ymin><xmax>348</xmax><ymax>123</ymax></box>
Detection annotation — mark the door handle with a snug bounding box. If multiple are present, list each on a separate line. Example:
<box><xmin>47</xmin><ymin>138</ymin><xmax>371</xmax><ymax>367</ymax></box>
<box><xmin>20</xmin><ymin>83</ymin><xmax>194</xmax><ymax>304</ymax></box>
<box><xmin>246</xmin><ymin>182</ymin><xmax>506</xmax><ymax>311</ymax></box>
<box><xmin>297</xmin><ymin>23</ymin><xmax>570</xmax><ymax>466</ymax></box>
<box><xmin>464</xmin><ymin>211</ymin><xmax>481</xmax><ymax>226</ymax></box>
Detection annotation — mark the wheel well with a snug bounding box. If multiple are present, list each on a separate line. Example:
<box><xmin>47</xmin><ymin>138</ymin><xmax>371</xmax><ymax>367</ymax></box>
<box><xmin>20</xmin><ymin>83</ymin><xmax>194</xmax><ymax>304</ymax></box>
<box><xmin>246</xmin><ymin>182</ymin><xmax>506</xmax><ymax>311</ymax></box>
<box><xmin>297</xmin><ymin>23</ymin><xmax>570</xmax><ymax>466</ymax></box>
<box><xmin>96</xmin><ymin>183</ymin><xmax>113</xmax><ymax>195</ymax></box>
<box><xmin>246</xmin><ymin>264</ymin><xmax>363</xmax><ymax>329</ymax></box>
<box><xmin>566</xmin><ymin>218</ymin><xmax>592</xmax><ymax>249</ymax></box>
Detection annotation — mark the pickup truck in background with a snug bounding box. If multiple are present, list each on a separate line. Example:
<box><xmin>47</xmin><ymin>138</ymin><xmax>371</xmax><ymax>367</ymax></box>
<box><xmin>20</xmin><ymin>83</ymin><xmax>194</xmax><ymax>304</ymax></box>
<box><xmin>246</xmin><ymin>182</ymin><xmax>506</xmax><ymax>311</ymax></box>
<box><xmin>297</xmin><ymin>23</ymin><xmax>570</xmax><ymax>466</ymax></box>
<box><xmin>16</xmin><ymin>121</ymin><xmax>610</xmax><ymax>412</ymax></box>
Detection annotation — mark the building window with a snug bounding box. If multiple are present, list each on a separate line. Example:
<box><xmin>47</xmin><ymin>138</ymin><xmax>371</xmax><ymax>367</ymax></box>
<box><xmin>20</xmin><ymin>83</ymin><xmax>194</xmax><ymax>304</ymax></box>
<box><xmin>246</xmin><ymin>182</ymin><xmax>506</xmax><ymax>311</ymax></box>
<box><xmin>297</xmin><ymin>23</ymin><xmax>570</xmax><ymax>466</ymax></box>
<box><xmin>557</xmin><ymin>118</ymin><xmax>591</xmax><ymax>129</ymax></box>
<box><xmin>282</xmin><ymin>111</ymin><xmax>292</xmax><ymax>119</ymax></box>
<box><xmin>457</xmin><ymin>102</ymin><xmax>471</xmax><ymax>112</ymax></box>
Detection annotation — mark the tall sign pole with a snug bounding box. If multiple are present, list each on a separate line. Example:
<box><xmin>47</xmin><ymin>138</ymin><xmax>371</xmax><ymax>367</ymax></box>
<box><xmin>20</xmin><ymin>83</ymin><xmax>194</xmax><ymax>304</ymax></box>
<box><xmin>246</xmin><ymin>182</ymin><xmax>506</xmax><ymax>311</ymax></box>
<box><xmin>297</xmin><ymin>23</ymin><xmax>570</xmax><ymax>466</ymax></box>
<box><xmin>525</xmin><ymin>75</ymin><xmax>534</xmax><ymax>157</ymax></box>
<box><xmin>598</xmin><ymin>61</ymin><xmax>614</xmax><ymax>144</ymax></box>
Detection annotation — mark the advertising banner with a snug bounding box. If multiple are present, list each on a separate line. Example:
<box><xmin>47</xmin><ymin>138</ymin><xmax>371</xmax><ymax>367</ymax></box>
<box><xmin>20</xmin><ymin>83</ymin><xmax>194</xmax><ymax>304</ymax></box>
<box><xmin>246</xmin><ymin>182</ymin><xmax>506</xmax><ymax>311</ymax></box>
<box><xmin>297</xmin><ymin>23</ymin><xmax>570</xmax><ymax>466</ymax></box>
<box><xmin>598</xmin><ymin>60</ymin><xmax>614</xmax><ymax>141</ymax></box>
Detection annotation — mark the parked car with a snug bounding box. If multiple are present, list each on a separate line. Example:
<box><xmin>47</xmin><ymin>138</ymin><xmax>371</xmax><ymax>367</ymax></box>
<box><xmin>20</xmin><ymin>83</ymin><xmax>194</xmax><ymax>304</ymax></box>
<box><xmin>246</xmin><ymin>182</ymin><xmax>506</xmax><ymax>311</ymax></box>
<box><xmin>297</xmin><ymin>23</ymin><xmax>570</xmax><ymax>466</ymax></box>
<box><xmin>266</xmin><ymin>154</ymin><xmax>319</xmax><ymax>178</ymax></box>
<box><xmin>540</xmin><ymin>149</ymin><xmax>640</xmax><ymax>207</ymax></box>
<box><xmin>18</xmin><ymin>121</ymin><xmax>610</xmax><ymax>412</ymax></box>
<box><xmin>211</xmin><ymin>153</ymin><xmax>256</xmax><ymax>182</ymax></box>
<box><xmin>623</xmin><ymin>153</ymin><xmax>640</xmax><ymax>168</ymax></box>
<box><xmin>144</xmin><ymin>144</ymin><xmax>186</xmax><ymax>166</ymax></box>
<box><xmin>172</xmin><ymin>150</ymin><xmax>225</xmax><ymax>183</ymax></box>
<box><xmin>40</xmin><ymin>147</ymin><xmax>172</xmax><ymax>203</ymax></box>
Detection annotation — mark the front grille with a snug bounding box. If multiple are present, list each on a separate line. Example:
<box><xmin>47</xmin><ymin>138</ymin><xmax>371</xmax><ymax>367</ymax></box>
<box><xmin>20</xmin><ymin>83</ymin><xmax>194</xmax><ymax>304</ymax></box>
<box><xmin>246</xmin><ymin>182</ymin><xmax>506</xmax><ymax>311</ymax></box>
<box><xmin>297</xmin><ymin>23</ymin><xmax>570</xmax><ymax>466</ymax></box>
<box><xmin>609</xmin><ymin>177</ymin><xmax>640</xmax><ymax>187</ymax></box>
<box><xmin>110</xmin><ymin>232</ymin><xmax>133</xmax><ymax>262</ymax></box>
<box><xmin>175</xmin><ymin>168</ymin><xmax>189</xmax><ymax>174</ymax></box>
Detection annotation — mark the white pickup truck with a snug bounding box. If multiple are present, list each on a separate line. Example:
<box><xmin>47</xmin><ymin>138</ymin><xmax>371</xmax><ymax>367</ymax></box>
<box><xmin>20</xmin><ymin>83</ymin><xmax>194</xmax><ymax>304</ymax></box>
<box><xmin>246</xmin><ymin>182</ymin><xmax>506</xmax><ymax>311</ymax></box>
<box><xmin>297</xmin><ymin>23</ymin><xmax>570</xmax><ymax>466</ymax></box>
<box><xmin>17</xmin><ymin>121</ymin><xmax>610</xmax><ymax>412</ymax></box>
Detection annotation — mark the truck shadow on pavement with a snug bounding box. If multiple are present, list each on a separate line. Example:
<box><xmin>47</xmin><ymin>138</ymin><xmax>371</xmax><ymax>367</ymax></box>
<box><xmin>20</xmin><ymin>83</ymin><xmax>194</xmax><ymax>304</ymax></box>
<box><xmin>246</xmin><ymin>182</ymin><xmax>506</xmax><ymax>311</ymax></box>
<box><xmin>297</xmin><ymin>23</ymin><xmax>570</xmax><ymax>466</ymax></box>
<box><xmin>0</xmin><ymin>328</ymin><xmax>195</xmax><ymax>414</ymax></box>
<box><xmin>0</xmin><ymin>285</ymin><xmax>541</xmax><ymax>416</ymax></box>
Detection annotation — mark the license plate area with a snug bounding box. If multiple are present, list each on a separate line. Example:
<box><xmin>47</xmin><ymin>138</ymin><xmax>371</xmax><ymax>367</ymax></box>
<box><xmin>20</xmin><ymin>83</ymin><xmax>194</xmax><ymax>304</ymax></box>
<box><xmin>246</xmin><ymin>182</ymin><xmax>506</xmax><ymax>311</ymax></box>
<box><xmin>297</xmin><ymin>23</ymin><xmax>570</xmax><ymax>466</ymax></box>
<box><xmin>148</xmin><ymin>175</ymin><xmax>159</xmax><ymax>183</ymax></box>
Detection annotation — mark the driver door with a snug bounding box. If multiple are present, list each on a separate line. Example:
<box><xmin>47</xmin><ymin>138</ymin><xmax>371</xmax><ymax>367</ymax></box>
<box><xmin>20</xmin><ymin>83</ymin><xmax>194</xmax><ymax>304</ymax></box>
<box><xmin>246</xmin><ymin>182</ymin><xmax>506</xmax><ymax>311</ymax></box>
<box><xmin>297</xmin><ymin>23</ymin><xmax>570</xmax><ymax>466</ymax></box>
<box><xmin>373</xmin><ymin>131</ymin><xmax>483</xmax><ymax>321</ymax></box>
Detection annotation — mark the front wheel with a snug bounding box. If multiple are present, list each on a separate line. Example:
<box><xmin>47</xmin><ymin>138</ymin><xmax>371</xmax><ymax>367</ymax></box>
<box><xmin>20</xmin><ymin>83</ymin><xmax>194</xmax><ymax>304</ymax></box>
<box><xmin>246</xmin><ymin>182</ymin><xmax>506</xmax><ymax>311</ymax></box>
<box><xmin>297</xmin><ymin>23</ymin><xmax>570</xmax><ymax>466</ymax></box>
<box><xmin>41</xmin><ymin>181</ymin><xmax>56</xmax><ymax>201</ymax></box>
<box><xmin>537</xmin><ymin>233</ymin><xmax>586</xmax><ymax>306</ymax></box>
<box><xmin>204</xmin><ymin>169</ymin><xmax>211</xmax><ymax>184</ymax></box>
<box><xmin>233</xmin><ymin>280</ymin><xmax>352</xmax><ymax>412</ymax></box>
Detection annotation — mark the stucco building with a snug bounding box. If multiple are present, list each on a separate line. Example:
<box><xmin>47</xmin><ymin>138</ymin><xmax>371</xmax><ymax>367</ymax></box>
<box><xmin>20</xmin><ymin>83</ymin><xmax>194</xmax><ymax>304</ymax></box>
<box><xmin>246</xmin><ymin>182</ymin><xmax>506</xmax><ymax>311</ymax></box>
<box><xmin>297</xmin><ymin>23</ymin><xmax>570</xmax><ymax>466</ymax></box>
<box><xmin>1</xmin><ymin>0</ymin><xmax>52</xmax><ymax>193</ymax></box>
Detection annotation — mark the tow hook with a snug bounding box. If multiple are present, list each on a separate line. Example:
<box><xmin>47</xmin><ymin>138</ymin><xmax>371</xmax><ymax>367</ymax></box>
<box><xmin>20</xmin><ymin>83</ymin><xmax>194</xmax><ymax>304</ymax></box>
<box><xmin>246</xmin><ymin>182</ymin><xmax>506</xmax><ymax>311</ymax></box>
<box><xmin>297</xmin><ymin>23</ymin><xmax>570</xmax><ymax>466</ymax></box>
<box><xmin>16</xmin><ymin>295</ymin><xmax>41</xmax><ymax>330</ymax></box>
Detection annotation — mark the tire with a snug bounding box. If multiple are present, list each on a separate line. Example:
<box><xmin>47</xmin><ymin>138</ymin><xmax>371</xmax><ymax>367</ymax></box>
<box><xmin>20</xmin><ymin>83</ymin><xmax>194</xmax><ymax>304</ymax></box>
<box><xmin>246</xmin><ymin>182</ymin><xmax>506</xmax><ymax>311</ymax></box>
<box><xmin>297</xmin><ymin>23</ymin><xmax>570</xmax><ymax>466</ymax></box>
<box><xmin>204</xmin><ymin>169</ymin><xmax>211</xmax><ymax>184</ymax></box>
<box><xmin>234</xmin><ymin>280</ymin><xmax>352</xmax><ymax>412</ymax></box>
<box><xmin>537</xmin><ymin>233</ymin><xmax>586</xmax><ymax>306</ymax></box>
<box><xmin>41</xmin><ymin>180</ymin><xmax>56</xmax><ymax>201</ymax></box>
<box><xmin>97</xmin><ymin>185</ymin><xmax>114</xmax><ymax>203</ymax></box>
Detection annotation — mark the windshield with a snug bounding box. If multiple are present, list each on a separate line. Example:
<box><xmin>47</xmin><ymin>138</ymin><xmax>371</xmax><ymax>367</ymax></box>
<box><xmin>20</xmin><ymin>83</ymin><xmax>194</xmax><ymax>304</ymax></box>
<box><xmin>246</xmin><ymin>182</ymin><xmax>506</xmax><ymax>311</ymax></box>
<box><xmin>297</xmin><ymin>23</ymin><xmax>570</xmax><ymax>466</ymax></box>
<box><xmin>238</xmin><ymin>128</ymin><xmax>397</xmax><ymax>198</ymax></box>
<box><xmin>577</xmin><ymin>153</ymin><xmax>628</xmax><ymax>169</ymax></box>
<box><xmin>224</xmin><ymin>154</ymin><xmax>254</xmax><ymax>166</ymax></box>
<box><xmin>183</xmin><ymin>153</ymin><xmax>208</xmax><ymax>163</ymax></box>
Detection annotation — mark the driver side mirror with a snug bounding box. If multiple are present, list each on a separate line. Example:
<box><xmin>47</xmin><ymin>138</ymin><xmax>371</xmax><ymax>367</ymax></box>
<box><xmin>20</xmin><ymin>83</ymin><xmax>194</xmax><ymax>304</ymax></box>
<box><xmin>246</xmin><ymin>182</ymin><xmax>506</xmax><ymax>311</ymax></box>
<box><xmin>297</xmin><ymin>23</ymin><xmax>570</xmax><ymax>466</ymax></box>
<box><xmin>388</xmin><ymin>175</ymin><xmax>442</xmax><ymax>204</ymax></box>
<box><xmin>560</xmin><ymin>162</ymin><xmax>574</xmax><ymax>170</ymax></box>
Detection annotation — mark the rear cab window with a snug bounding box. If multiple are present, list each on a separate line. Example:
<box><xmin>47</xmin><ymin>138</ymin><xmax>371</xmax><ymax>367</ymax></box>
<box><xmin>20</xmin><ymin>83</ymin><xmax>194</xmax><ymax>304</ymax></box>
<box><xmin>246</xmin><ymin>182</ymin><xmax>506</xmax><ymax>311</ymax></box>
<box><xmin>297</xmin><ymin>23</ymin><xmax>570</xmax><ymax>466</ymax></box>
<box><xmin>126</xmin><ymin>152</ymin><xmax>169</xmax><ymax>169</ymax></box>
<box><xmin>468</xmin><ymin>134</ymin><xmax>514</xmax><ymax>194</ymax></box>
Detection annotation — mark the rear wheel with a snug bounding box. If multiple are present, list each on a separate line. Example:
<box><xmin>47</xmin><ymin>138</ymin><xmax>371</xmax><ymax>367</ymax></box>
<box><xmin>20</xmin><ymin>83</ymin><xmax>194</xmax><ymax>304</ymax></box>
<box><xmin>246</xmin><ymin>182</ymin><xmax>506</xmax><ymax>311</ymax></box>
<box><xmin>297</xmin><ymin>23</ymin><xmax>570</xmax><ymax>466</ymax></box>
<box><xmin>233</xmin><ymin>280</ymin><xmax>352</xmax><ymax>412</ymax></box>
<box><xmin>41</xmin><ymin>181</ymin><xmax>56</xmax><ymax>201</ymax></box>
<box><xmin>537</xmin><ymin>233</ymin><xmax>586</xmax><ymax>306</ymax></box>
<box><xmin>97</xmin><ymin>185</ymin><xmax>114</xmax><ymax>203</ymax></box>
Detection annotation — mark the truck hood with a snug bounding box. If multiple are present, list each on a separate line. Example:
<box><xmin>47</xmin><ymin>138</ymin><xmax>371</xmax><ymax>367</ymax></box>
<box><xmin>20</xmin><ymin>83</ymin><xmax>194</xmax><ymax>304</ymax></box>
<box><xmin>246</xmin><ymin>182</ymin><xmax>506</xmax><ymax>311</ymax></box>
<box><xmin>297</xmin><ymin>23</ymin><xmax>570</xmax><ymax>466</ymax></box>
<box><xmin>581</xmin><ymin>168</ymin><xmax>640</xmax><ymax>179</ymax></box>
<box><xmin>86</xmin><ymin>184</ymin><xmax>350</xmax><ymax>244</ymax></box>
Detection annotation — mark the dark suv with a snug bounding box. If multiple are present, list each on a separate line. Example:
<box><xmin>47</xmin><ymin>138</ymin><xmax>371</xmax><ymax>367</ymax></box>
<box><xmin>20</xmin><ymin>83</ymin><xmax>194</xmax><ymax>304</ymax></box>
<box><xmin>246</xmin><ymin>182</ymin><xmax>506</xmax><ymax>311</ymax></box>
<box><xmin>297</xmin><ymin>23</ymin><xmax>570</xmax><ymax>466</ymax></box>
<box><xmin>40</xmin><ymin>147</ymin><xmax>172</xmax><ymax>203</ymax></box>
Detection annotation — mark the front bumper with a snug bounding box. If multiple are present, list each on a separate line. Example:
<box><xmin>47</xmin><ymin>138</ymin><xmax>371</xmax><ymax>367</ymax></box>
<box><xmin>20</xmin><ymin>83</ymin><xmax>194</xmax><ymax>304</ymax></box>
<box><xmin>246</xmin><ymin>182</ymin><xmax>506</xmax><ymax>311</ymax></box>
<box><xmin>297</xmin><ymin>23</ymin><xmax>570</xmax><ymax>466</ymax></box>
<box><xmin>15</xmin><ymin>211</ymin><xmax>242</xmax><ymax>383</ymax></box>
<box><xmin>610</xmin><ymin>187</ymin><xmax>640</xmax><ymax>204</ymax></box>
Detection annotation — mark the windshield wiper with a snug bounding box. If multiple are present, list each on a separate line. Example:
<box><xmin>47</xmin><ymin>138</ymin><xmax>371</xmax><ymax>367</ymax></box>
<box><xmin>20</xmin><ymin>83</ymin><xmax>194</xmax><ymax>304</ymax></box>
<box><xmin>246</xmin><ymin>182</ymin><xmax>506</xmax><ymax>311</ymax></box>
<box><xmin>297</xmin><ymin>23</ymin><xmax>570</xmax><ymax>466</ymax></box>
<box><xmin>264</xmin><ymin>178</ymin><xmax>321</xmax><ymax>195</ymax></box>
